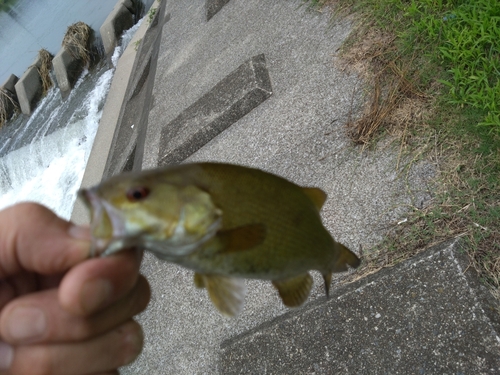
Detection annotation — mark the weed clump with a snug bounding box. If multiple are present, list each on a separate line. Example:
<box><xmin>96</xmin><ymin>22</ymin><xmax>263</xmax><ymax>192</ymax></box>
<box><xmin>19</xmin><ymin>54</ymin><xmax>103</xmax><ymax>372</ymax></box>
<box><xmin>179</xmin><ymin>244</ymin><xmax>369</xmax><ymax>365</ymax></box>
<box><xmin>37</xmin><ymin>49</ymin><xmax>54</xmax><ymax>96</ymax></box>
<box><xmin>0</xmin><ymin>89</ymin><xmax>19</xmax><ymax>128</ymax></box>
<box><xmin>62</xmin><ymin>21</ymin><xmax>92</xmax><ymax>66</ymax></box>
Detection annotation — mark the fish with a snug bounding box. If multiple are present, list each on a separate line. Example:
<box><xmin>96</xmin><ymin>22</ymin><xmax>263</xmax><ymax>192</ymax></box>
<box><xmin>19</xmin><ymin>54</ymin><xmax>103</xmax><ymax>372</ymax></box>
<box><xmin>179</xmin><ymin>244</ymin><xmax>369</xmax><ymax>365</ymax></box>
<box><xmin>79</xmin><ymin>162</ymin><xmax>360</xmax><ymax>316</ymax></box>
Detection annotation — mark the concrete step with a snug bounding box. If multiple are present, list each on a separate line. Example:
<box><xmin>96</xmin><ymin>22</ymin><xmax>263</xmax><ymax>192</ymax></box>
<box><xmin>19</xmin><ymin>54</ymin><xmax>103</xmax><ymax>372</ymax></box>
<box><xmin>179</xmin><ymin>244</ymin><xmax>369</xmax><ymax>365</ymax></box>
<box><xmin>220</xmin><ymin>239</ymin><xmax>500</xmax><ymax>374</ymax></box>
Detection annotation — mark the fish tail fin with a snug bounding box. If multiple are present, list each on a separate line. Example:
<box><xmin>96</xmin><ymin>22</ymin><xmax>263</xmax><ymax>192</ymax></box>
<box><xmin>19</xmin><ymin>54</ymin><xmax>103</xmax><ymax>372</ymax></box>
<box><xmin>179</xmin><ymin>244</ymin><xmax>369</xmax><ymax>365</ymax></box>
<box><xmin>272</xmin><ymin>273</ymin><xmax>313</xmax><ymax>307</ymax></box>
<box><xmin>331</xmin><ymin>242</ymin><xmax>361</xmax><ymax>272</ymax></box>
<box><xmin>195</xmin><ymin>273</ymin><xmax>246</xmax><ymax>317</ymax></box>
<box><xmin>322</xmin><ymin>272</ymin><xmax>332</xmax><ymax>298</ymax></box>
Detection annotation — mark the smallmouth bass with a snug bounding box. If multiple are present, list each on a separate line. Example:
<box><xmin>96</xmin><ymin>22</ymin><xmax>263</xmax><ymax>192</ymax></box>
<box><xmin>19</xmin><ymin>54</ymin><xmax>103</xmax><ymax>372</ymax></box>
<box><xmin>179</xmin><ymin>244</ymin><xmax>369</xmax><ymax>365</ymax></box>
<box><xmin>79</xmin><ymin>162</ymin><xmax>360</xmax><ymax>316</ymax></box>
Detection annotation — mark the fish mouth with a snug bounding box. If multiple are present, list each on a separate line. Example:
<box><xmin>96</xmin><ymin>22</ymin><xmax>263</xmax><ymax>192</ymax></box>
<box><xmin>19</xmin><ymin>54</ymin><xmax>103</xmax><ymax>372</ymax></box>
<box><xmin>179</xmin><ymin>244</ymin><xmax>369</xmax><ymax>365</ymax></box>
<box><xmin>78</xmin><ymin>188</ymin><xmax>136</xmax><ymax>257</ymax></box>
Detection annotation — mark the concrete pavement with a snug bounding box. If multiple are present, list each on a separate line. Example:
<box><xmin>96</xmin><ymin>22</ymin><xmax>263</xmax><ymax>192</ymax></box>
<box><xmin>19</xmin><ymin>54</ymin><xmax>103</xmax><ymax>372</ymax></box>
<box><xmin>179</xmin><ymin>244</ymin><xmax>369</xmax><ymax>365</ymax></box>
<box><xmin>73</xmin><ymin>0</ymin><xmax>500</xmax><ymax>373</ymax></box>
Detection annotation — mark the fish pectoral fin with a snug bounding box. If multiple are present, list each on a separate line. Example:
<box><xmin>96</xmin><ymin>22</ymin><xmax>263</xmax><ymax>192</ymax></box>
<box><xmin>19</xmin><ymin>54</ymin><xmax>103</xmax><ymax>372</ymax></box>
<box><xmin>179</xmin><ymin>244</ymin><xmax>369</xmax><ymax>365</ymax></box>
<box><xmin>272</xmin><ymin>273</ymin><xmax>313</xmax><ymax>307</ymax></box>
<box><xmin>332</xmin><ymin>242</ymin><xmax>361</xmax><ymax>272</ymax></box>
<box><xmin>301</xmin><ymin>187</ymin><xmax>327</xmax><ymax>210</ymax></box>
<box><xmin>198</xmin><ymin>274</ymin><xmax>246</xmax><ymax>317</ymax></box>
<box><xmin>216</xmin><ymin>224</ymin><xmax>266</xmax><ymax>253</ymax></box>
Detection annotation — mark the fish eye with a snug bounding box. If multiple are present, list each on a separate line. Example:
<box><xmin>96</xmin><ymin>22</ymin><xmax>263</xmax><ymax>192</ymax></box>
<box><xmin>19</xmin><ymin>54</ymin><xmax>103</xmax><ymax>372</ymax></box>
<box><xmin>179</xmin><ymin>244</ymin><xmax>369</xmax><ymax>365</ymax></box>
<box><xmin>126</xmin><ymin>187</ymin><xmax>150</xmax><ymax>202</ymax></box>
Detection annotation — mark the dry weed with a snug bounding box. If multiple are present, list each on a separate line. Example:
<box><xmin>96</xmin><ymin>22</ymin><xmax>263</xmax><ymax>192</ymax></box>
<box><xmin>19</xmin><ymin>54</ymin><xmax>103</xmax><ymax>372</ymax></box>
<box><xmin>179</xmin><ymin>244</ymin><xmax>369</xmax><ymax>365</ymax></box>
<box><xmin>36</xmin><ymin>49</ymin><xmax>54</xmax><ymax>95</ymax></box>
<box><xmin>62</xmin><ymin>22</ymin><xmax>92</xmax><ymax>65</ymax></box>
<box><xmin>340</xmin><ymin>29</ymin><xmax>429</xmax><ymax>145</ymax></box>
<box><xmin>0</xmin><ymin>89</ymin><xmax>18</xmax><ymax>128</ymax></box>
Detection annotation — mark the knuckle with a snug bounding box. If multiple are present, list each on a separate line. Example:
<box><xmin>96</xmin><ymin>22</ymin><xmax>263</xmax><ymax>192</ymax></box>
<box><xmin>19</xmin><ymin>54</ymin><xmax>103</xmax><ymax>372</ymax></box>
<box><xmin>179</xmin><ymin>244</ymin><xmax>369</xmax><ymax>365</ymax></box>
<box><xmin>12</xmin><ymin>347</ymin><xmax>54</xmax><ymax>375</ymax></box>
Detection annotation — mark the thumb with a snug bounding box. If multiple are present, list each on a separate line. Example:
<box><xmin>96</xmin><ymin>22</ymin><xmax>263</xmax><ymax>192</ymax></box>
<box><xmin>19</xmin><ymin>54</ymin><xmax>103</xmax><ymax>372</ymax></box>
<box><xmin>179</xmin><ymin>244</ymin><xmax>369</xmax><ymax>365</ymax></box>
<box><xmin>0</xmin><ymin>203</ymin><xmax>90</xmax><ymax>278</ymax></box>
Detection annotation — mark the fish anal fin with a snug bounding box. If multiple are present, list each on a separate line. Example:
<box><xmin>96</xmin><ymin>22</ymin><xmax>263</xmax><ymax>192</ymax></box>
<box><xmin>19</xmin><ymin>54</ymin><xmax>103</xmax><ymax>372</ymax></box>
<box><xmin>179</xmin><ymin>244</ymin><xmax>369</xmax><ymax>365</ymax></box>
<box><xmin>217</xmin><ymin>224</ymin><xmax>266</xmax><ymax>254</ymax></box>
<box><xmin>323</xmin><ymin>272</ymin><xmax>332</xmax><ymax>298</ymax></box>
<box><xmin>199</xmin><ymin>274</ymin><xmax>246</xmax><ymax>317</ymax></box>
<box><xmin>332</xmin><ymin>243</ymin><xmax>361</xmax><ymax>272</ymax></box>
<box><xmin>194</xmin><ymin>272</ymin><xmax>205</xmax><ymax>288</ymax></box>
<box><xmin>302</xmin><ymin>187</ymin><xmax>327</xmax><ymax>210</ymax></box>
<box><xmin>272</xmin><ymin>273</ymin><xmax>313</xmax><ymax>307</ymax></box>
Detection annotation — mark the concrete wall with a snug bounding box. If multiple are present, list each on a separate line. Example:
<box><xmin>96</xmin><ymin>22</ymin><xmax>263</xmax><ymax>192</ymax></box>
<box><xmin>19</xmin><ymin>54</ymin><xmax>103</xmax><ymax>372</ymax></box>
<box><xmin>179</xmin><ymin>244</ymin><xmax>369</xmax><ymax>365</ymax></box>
<box><xmin>14</xmin><ymin>56</ymin><xmax>43</xmax><ymax>115</ymax></box>
<box><xmin>52</xmin><ymin>47</ymin><xmax>86</xmax><ymax>97</ymax></box>
<box><xmin>100</xmin><ymin>0</ymin><xmax>137</xmax><ymax>57</ymax></box>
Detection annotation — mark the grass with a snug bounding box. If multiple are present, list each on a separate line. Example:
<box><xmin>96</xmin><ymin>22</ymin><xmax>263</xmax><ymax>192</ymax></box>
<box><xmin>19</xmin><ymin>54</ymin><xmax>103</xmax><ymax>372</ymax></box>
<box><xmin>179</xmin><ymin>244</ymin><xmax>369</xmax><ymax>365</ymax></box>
<box><xmin>307</xmin><ymin>0</ymin><xmax>500</xmax><ymax>298</ymax></box>
<box><xmin>148</xmin><ymin>7</ymin><xmax>157</xmax><ymax>25</ymax></box>
<box><xmin>134</xmin><ymin>38</ymin><xmax>143</xmax><ymax>52</ymax></box>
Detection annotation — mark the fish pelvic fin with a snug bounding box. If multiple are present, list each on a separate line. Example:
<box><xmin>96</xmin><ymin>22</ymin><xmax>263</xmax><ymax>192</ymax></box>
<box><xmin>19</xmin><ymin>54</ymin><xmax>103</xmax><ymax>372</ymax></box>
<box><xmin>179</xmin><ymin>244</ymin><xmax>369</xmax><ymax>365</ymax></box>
<box><xmin>216</xmin><ymin>224</ymin><xmax>266</xmax><ymax>254</ymax></box>
<box><xmin>301</xmin><ymin>187</ymin><xmax>327</xmax><ymax>210</ymax></box>
<box><xmin>272</xmin><ymin>273</ymin><xmax>313</xmax><ymax>307</ymax></box>
<box><xmin>195</xmin><ymin>274</ymin><xmax>246</xmax><ymax>317</ymax></box>
<box><xmin>331</xmin><ymin>242</ymin><xmax>361</xmax><ymax>272</ymax></box>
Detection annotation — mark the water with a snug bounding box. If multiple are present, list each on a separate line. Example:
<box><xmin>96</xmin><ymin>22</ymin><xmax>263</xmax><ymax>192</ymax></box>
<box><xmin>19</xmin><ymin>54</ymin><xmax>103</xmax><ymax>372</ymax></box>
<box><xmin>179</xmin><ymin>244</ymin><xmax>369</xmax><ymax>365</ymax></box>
<box><xmin>0</xmin><ymin>0</ymin><xmax>151</xmax><ymax>83</ymax></box>
<box><xmin>0</xmin><ymin>18</ymin><xmax>144</xmax><ymax>219</ymax></box>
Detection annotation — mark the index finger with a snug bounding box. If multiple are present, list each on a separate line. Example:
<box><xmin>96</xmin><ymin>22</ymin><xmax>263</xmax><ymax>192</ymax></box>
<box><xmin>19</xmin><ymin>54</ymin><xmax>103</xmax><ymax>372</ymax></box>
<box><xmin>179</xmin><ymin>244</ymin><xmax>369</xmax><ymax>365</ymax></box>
<box><xmin>58</xmin><ymin>249</ymin><xmax>143</xmax><ymax>316</ymax></box>
<box><xmin>0</xmin><ymin>203</ymin><xmax>90</xmax><ymax>278</ymax></box>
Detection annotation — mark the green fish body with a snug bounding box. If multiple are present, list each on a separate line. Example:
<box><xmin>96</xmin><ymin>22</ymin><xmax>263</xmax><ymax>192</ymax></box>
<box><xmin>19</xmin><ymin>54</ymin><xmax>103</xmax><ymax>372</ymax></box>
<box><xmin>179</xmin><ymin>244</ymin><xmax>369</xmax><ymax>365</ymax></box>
<box><xmin>79</xmin><ymin>163</ymin><xmax>360</xmax><ymax>316</ymax></box>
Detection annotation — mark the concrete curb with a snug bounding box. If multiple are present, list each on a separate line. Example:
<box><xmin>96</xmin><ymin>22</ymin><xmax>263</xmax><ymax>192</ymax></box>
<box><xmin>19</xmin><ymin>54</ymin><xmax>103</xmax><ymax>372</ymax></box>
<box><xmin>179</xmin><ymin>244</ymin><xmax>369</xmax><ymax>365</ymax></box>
<box><xmin>206</xmin><ymin>0</ymin><xmax>231</xmax><ymax>21</ymax></box>
<box><xmin>157</xmin><ymin>53</ymin><xmax>273</xmax><ymax>166</ymax></box>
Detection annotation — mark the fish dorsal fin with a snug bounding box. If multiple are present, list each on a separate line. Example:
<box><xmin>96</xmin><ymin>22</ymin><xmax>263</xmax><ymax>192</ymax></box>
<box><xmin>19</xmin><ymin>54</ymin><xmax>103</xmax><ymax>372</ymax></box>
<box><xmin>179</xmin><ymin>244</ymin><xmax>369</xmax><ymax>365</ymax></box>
<box><xmin>302</xmin><ymin>187</ymin><xmax>327</xmax><ymax>210</ymax></box>
<box><xmin>272</xmin><ymin>273</ymin><xmax>313</xmax><ymax>307</ymax></box>
<box><xmin>195</xmin><ymin>273</ymin><xmax>246</xmax><ymax>317</ymax></box>
<box><xmin>331</xmin><ymin>243</ymin><xmax>361</xmax><ymax>272</ymax></box>
<box><xmin>216</xmin><ymin>224</ymin><xmax>266</xmax><ymax>254</ymax></box>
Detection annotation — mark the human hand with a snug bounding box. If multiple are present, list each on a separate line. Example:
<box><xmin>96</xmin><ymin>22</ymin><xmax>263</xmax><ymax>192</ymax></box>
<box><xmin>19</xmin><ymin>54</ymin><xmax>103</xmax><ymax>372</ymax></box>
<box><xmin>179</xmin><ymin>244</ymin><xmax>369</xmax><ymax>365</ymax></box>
<box><xmin>0</xmin><ymin>203</ymin><xmax>150</xmax><ymax>375</ymax></box>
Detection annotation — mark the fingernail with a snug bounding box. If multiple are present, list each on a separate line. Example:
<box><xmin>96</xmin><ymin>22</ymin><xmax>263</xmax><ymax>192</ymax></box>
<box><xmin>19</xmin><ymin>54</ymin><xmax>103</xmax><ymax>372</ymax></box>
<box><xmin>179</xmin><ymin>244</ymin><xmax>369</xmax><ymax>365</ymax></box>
<box><xmin>123</xmin><ymin>325</ymin><xmax>144</xmax><ymax>366</ymax></box>
<box><xmin>0</xmin><ymin>342</ymin><xmax>13</xmax><ymax>370</ymax></box>
<box><xmin>68</xmin><ymin>224</ymin><xmax>91</xmax><ymax>240</ymax></box>
<box><xmin>81</xmin><ymin>279</ymin><xmax>113</xmax><ymax>313</ymax></box>
<box><xmin>6</xmin><ymin>307</ymin><xmax>46</xmax><ymax>342</ymax></box>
